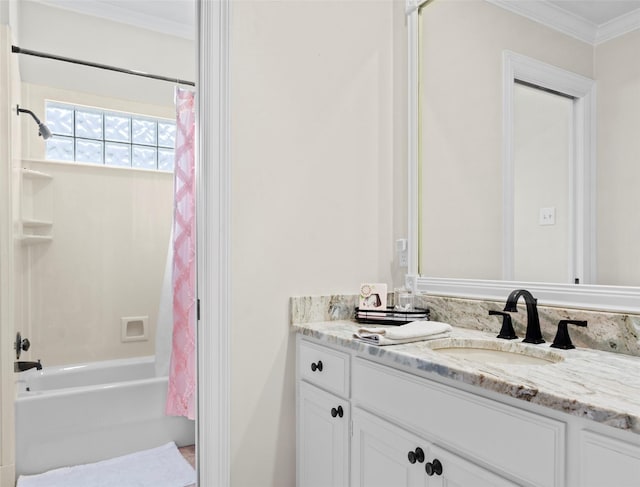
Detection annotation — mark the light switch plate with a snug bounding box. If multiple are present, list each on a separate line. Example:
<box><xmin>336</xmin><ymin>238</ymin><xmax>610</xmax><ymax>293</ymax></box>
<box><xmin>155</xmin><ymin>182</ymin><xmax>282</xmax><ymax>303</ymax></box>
<box><xmin>539</xmin><ymin>207</ymin><xmax>556</xmax><ymax>226</ymax></box>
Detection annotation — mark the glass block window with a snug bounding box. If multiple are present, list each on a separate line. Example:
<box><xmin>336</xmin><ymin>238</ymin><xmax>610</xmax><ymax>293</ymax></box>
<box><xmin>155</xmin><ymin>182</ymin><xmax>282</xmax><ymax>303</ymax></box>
<box><xmin>44</xmin><ymin>101</ymin><xmax>176</xmax><ymax>171</ymax></box>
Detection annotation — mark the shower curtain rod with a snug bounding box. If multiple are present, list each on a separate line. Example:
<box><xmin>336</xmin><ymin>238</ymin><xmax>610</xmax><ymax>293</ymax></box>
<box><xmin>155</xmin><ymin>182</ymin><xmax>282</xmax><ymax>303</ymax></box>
<box><xmin>11</xmin><ymin>45</ymin><xmax>195</xmax><ymax>87</ymax></box>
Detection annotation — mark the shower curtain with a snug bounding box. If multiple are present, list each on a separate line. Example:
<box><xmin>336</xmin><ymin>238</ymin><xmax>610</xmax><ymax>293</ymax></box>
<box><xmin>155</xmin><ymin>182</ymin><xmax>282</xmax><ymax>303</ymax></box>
<box><xmin>166</xmin><ymin>88</ymin><xmax>196</xmax><ymax>420</ymax></box>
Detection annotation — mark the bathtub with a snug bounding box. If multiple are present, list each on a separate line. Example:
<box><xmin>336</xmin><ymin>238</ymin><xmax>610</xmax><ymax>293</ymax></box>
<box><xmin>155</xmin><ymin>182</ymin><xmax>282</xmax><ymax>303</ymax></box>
<box><xmin>15</xmin><ymin>355</ymin><xmax>195</xmax><ymax>476</ymax></box>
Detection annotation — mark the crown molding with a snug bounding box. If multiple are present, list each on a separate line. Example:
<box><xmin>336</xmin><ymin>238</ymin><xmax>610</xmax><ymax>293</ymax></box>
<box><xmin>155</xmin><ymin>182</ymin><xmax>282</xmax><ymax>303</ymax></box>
<box><xmin>486</xmin><ymin>0</ymin><xmax>640</xmax><ymax>46</ymax></box>
<box><xmin>486</xmin><ymin>0</ymin><xmax>597</xmax><ymax>44</ymax></box>
<box><xmin>596</xmin><ymin>8</ymin><xmax>640</xmax><ymax>45</ymax></box>
<box><xmin>31</xmin><ymin>0</ymin><xmax>195</xmax><ymax>40</ymax></box>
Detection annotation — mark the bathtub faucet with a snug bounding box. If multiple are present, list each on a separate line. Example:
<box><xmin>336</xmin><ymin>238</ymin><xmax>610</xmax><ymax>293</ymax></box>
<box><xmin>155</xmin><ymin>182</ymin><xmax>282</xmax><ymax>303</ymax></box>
<box><xmin>14</xmin><ymin>360</ymin><xmax>42</xmax><ymax>372</ymax></box>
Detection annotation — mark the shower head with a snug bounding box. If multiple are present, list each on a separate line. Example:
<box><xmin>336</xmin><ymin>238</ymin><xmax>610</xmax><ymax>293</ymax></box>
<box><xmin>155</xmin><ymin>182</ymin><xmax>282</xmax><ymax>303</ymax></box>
<box><xmin>16</xmin><ymin>105</ymin><xmax>52</xmax><ymax>140</ymax></box>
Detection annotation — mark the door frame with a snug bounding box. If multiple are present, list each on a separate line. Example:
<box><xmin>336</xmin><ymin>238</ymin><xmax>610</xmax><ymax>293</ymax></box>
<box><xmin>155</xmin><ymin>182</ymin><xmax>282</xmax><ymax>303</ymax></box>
<box><xmin>502</xmin><ymin>50</ymin><xmax>596</xmax><ymax>284</ymax></box>
<box><xmin>196</xmin><ymin>0</ymin><xmax>232</xmax><ymax>485</ymax></box>
<box><xmin>0</xmin><ymin>24</ymin><xmax>17</xmax><ymax>487</ymax></box>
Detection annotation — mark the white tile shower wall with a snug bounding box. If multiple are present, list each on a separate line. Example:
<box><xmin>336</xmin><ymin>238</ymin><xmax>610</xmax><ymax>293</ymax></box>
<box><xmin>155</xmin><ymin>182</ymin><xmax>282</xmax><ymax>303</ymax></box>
<box><xmin>24</xmin><ymin>160</ymin><xmax>173</xmax><ymax>366</ymax></box>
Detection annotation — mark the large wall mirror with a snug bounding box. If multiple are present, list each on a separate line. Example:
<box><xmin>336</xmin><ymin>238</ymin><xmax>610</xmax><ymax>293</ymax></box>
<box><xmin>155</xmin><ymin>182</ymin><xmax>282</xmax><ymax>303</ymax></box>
<box><xmin>409</xmin><ymin>0</ymin><xmax>640</xmax><ymax>310</ymax></box>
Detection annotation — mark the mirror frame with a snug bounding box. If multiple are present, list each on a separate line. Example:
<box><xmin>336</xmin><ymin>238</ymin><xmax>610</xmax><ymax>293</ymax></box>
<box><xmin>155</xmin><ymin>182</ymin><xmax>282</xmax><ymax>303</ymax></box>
<box><xmin>405</xmin><ymin>0</ymin><xmax>640</xmax><ymax>313</ymax></box>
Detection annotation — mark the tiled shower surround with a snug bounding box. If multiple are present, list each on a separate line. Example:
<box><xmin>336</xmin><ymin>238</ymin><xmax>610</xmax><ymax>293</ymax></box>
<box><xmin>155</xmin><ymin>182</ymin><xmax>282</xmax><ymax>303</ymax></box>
<box><xmin>290</xmin><ymin>294</ymin><xmax>640</xmax><ymax>357</ymax></box>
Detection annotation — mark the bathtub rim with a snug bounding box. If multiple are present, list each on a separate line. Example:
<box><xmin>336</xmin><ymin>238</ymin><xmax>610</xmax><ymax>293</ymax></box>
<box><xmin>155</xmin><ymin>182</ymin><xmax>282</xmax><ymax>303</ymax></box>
<box><xmin>15</xmin><ymin>355</ymin><xmax>163</xmax><ymax>400</ymax></box>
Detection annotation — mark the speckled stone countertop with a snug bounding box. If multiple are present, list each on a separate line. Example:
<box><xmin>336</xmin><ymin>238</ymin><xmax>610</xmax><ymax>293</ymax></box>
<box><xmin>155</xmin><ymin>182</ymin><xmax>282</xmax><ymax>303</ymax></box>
<box><xmin>294</xmin><ymin>320</ymin><xmax>640</xmax><ymax>435</ymax></box>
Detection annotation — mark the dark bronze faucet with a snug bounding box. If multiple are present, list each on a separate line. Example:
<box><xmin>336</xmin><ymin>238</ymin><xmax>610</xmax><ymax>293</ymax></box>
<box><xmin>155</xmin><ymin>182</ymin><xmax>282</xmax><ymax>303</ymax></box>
<box><xmin>503</xmin><ymin>289</ymin><xmax>545</xmax><ymax>344</ymax></box>
<box><xmin>14</xmin><ymin>360</ymin><xmax>42</xmax><ymax>372</ymax></box>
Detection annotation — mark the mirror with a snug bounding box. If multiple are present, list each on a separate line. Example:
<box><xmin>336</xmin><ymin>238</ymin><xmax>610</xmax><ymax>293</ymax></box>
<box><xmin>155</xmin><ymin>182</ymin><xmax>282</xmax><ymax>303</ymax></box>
<box><xmin>417</xmin><ymin>0</ymin><xmax>640</xmax><ymax>288</ymax></box>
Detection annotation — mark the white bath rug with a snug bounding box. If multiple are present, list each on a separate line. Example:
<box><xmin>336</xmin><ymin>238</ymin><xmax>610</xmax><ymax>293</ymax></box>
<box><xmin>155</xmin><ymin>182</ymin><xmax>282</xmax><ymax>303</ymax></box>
<box><xmin>16</xmin><ymin>441</ymin><xmax>196</xmax><ymax>487</ymax></box>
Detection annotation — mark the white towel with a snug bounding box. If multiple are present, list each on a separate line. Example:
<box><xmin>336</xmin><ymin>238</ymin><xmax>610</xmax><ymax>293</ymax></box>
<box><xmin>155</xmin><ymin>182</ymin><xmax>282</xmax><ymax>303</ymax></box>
<box><xmin>355</xmin><ymin>320</ymin><xmax>452</xmax><ymax>346</ymax></box>
<box><xmin>17</xmin><ymin>442</ymin><xmax>196</xmax><ymax>487</ymax></box>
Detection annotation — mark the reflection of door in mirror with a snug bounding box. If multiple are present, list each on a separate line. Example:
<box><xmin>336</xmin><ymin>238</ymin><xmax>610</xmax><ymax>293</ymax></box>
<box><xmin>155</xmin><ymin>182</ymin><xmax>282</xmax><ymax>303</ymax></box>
<box><xmin>513</xmin><ymin>83</ymin><xmax>572</xmax><ymax>283</ymax></box>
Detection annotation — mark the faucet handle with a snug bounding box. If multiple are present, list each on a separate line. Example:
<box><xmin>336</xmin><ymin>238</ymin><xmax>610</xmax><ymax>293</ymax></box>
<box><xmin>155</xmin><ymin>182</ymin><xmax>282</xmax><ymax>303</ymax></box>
<box><xmin>489</xmin><ymin>310</ymin><xmax>518</xmax><ymax>340</ymax></box>
<box><xmin>551</xmin><ymin>320</ymin><xmax>587</xmax><ymax>350</ymax></box>
<box><xmin>14</xmin><ymin>332</ymin><xmax>31</xmax><ymax>359</ymax></box>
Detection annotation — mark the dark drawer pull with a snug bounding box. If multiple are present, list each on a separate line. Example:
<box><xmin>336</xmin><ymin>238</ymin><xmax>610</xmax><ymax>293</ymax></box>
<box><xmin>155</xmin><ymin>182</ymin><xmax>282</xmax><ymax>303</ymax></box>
<box><xmin>310</xmin><ymin>360</ymin><xmax>323</xmax><ymax>372</ymax></box>
<box><xmin>330</xmin><ymin>405</ymin><xmax>344</xmax><ymax>418</ymax></box>
<box><xmin>425</xmin><ymin>459</ymin><xmax>443</xmax><ymax>476</ymax></box>
<box><xmin>407</xmin><ymin>447</ymin><xmax>425</xmax><ymax>464</ymax></box>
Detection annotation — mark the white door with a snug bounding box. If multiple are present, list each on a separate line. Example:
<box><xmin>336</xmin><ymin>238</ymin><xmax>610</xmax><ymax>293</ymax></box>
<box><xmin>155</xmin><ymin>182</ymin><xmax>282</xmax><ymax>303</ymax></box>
<box><xmin>298</xmin><ymin>381</ymin><xmax>349</xmax><ymax>487</ymax></box>
<box><xmin>513</xmin><ymin>81</ymin><xmax>573</xmax><ymax>283</ymax></box>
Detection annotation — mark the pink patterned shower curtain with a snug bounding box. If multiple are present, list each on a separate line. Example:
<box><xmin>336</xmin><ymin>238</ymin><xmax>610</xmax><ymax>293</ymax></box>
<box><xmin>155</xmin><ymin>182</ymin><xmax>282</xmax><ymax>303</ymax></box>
<box><xmin>166</xmin><ymin>88</ymin><xmax>196</xmax><ymax>420</ymax></box>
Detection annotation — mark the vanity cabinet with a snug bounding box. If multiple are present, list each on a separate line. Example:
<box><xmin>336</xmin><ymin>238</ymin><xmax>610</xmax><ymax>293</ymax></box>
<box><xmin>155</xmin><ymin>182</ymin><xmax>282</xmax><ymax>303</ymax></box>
<box><xmin>296</xmin><ymin>335</ymin><xmax>640</xmax><ymax>487</ymax></box>
<box><xmin>297</xmin><ymin>338</ymin><xmax>351</xmax><ymax>487</ymax></box>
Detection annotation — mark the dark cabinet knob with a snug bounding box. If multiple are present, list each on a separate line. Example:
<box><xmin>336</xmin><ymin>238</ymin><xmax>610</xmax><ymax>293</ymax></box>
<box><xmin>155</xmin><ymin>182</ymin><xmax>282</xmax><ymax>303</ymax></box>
<box><xmin>310</xmin><ymin>360</ymin><xmax>323</xmax><ymax>372</ymax></box>
<box><xmin>408</xmin><ymin>447</ymin><xmax>425</xmax><ymax>464</ymax></box>
<box><xmin>330</xmin><ymin>405</ymin><xmax>343</xmax><ymax>418</ymax></box>
<box><xmin>425</xmin><ymin>459</ymin><xmax>443</xmax><ymax>476</ymax></box>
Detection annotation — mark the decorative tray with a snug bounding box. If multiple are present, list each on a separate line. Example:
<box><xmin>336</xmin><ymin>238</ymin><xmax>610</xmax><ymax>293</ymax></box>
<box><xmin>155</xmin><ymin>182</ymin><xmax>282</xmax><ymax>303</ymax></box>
<box><xmin>354</xmin><ymin>307</ymin><xmax>430</xmax><ymax>326</ymax></box>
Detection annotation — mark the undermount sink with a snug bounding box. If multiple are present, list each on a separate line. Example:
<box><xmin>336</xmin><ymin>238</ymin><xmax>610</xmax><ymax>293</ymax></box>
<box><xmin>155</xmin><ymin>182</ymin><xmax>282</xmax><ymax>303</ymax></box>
<box><xmin>428</xmin><ymin>339</ymin><xmax>564</xmax><ymax>366</ymax></box>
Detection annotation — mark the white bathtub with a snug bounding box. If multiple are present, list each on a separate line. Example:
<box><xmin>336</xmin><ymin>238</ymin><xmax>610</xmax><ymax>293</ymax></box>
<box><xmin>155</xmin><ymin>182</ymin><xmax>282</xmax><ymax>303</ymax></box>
<box><xmin>15</xmin><ymin>355</ymin><xmax>195</xmax><ymax>476</ymax></box>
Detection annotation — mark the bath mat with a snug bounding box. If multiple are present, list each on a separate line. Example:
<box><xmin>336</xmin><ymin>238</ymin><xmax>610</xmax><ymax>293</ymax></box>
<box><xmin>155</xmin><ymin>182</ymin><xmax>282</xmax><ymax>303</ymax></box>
<box><xmin>17</xmin><ymin>442</ymin><xmax>196</xmax><ymax>487</ymax></box>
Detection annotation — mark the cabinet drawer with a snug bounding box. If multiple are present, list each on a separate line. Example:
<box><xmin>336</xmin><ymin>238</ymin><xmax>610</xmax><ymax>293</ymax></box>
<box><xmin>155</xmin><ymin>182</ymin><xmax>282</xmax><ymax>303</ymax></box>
<box><xmin>352</xmin><ymin>358</ymin><xmax>565</xmax><ymax>487</ymax></box>
<box><xmin>298</xmin><ymin>338</ymin><xmax>349</xmax><ymax>397</ymax></box>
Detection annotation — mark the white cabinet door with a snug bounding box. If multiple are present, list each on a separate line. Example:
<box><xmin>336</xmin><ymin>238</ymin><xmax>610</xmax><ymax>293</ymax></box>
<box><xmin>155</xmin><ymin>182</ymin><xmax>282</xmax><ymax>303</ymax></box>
<box><xmin>580</xmin><ymin>431</ymin><xmax>640</xmax><ymax>487</ymax></box>
<box><xmin>351</xmin><ymin>407</ymin><xmax>429</xmax><ymax>487</ymax></box>
<box><xmin>298</xmin><ymin>381</ymin><xmax>349</xmax><ymax>487</ymax></box>
<box><xmin>427</xmin><ymin>444</ymin><xmax>517</xmax><ymax>487</ymax></box>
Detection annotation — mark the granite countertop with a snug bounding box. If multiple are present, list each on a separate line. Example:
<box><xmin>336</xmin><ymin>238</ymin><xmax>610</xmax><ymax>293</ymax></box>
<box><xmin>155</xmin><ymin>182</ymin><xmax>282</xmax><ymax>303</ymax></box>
<box><xmin>293</xmin><ymin>320</ymin><xmax>640</xmax><ymax>435</ymax></box>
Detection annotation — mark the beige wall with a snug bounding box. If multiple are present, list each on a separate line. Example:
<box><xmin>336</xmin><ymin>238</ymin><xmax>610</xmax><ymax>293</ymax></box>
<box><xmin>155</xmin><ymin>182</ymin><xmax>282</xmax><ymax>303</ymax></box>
<box><xmin>230</xmin><ymin>0</ymin><xmax>403</xmax><ymax>484</ymax></box>
<box><xmin>419</xmin><ymin>0</ymin><xmax>593</xmax><ymax>279</ymax></box>
<box><xmin>595</xmin><ymin>29</ymin><xmax>640</xmax><ymax>286</ymax></box>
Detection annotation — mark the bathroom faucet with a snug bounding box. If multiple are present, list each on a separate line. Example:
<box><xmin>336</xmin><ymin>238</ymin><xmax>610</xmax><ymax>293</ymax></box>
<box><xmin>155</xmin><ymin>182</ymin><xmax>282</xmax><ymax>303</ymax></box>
<box><xmin>14</xmin><ymin>360</ymin><xmax>42</xmax><ymax>372</ymax></box>
<box><xmin>503</xmin><ymin>289</ymin><xmax>545</xmax><ymax>344</ymax></box>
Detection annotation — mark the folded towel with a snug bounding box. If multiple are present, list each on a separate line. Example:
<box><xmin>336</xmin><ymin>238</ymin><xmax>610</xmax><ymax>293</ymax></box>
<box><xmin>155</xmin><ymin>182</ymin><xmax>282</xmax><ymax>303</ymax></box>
<box><xmin>355</xmin><ymin>320</ymin><xmax>452</xmax><ymax>346</ymax></box>
<box><xmin>17</xmin><ymin>442</ymin><xmax>196</xmax><ymax>487</ymax></box>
